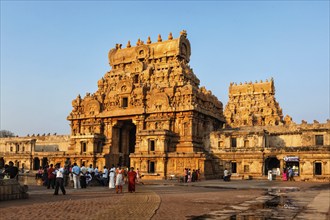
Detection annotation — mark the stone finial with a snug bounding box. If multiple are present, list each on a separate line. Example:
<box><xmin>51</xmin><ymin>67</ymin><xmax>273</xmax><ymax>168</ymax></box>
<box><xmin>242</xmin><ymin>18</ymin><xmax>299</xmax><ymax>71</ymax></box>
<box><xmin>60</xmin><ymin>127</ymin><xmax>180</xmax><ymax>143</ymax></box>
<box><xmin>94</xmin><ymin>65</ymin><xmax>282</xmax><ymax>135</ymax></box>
<box><xmin>158</xmin><ymin>34</ymin><xmax>162</xmax><ymax>42</ymax></box>
<box><xmin>127</xmin><ymin>40</ymin><xmax>131</xmax><ymax>48</ymax></box>
<box><xmin>180</xmin><ymin>30</ymin><xmax>187</xmax><ymax>37</ymax></box>
<box><xmin>313</xmin><ymin>120</ymin><xmax>319</xmax><ymax>124</ymax></box>
<box><xmin>136</xmin><ymin>38</ymin><xmax>141</xmax><ymax>46</ymax></box>
<box><xmin>119</xmin><ymin>44</ymin><xmax>122</xmax><ymax>49</ymax></box>
<box><xmin>147</xmin><ymin>36</ymin><xmax>151</xmax><ymax>44</ymax></box>
<box><xmin>168</xmin><ymin>32</ymin><xmax>173</xmax><ymax>40</ymax></box>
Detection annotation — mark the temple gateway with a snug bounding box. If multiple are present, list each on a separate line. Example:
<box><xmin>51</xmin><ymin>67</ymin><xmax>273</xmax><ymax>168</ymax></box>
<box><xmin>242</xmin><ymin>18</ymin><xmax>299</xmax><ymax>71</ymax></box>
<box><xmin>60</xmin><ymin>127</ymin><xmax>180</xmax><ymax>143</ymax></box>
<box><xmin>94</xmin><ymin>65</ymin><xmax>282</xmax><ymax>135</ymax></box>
<box><xmin>67</xmin><ymin>30</ymin><xmax>225</xmax><ymax>179</ymax></box>
<box><xmin>1</xmin><ymin>31</ymin><xmax>329</xmax><ymax>181</ymax></box>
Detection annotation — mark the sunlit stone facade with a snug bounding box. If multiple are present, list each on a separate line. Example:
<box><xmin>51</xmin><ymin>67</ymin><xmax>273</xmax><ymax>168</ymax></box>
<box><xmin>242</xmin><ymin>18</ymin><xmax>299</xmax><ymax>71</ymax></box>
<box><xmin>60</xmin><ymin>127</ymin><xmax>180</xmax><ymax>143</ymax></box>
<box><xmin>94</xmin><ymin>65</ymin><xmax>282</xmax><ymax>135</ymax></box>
<box><xmin>0</xmin><ymin>31</ymin><xmax>329</xmax><ymax>181</ymax></box>
<box><xmin>66</xmin><ymin>31</ymin><xmax>225</xmax><ymax>179</ymax></box>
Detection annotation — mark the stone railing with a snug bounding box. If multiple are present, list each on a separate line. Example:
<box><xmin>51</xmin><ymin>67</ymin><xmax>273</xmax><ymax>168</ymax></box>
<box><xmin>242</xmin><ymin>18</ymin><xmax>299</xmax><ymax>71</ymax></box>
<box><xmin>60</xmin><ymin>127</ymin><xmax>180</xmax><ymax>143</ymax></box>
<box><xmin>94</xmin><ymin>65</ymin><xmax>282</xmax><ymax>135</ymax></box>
<box><xmin>0</xmin><ymin>178</ymin><xmax>28</xmax><ymax>201</ymax></box>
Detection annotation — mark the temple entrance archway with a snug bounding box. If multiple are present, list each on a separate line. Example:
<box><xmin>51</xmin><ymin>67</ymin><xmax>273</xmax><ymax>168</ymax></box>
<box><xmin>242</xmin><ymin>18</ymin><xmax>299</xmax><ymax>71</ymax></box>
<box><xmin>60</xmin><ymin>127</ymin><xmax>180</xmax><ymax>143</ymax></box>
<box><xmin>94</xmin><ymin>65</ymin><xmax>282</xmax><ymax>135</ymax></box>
<box><xmin>111</xmin><ymin>119</ymin><xmax>136</xmax><ymax>168</ymax></box>
<box><xmin>264</xmin><ymin>156</ymin><xmax>280</xmax><ymax>175</ymax></box>
<box><xmin>42</xmin><ymin>157</ymin><xmax>48</xmax><ymax>168</ymax></box>
<box><xmin>33</xmin><ymin>157</ymin><xmax>40</xmax><ymax>170</ymax></box>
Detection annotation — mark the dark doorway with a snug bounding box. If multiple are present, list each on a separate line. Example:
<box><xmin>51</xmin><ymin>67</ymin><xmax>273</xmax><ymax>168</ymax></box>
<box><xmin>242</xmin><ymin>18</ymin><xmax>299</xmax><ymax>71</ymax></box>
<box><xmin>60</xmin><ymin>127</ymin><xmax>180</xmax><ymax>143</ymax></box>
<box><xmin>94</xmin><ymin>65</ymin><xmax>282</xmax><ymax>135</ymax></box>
<box><xmin>33</xmin><ymin>157</ymin><xmax>40</xmax><ymax>170</ymax></box>
<box><xmin>149</xmin><ymin>161</ymin><xmax>155</xmax><ymax>173</ymax></box>
<box><xmin>231</xmin><ymin>162</ymin><xmax>237</xmax><ymax>174</ymax></box>
<box><xmin>112</xmin><ymin>120</ymin><xmax>136</xmax><ymax>168</ymax></box>
<box><xmin>314</xmin><ymin>162</ymin><xmax>322</xmax><ymax>175</ymax></box>
<box><xmin>42</xmin><ymin>157</ymin><xmax>48</xmax><ymax>168</ymax></box>
<box><xmin>264</xmin><ymin>157</ymin><xmax>280</xmax><ymax>175</ymax></box>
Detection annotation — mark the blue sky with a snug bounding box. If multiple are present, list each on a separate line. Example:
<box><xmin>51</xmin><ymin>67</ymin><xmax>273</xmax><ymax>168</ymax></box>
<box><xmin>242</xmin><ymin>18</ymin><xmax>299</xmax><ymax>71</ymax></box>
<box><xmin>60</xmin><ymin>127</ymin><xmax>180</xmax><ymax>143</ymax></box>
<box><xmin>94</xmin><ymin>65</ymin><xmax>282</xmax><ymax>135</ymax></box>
<box><xmin>1</xmin><ymin>1</ymin><xmax>329</xmax><ymax>136</ymax></box>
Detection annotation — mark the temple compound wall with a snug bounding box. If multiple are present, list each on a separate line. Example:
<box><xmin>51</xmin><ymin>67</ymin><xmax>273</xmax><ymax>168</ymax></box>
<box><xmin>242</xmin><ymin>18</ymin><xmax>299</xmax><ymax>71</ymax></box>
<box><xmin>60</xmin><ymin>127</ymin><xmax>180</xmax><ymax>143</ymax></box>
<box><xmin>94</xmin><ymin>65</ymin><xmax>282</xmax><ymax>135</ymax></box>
<box><xmin>211</xmin><ymin>80</ymin><xmax>330</xmax><ymax>181</ymax></box>
<box><xmin>0</xmin><ymin>135</ymin><xmax>70</xmax><ymax>171</ymax></box>
<box><xmin>66</xmin><ymin>31</ymin><xmax>225</xmax><ymax>179</ymax></box>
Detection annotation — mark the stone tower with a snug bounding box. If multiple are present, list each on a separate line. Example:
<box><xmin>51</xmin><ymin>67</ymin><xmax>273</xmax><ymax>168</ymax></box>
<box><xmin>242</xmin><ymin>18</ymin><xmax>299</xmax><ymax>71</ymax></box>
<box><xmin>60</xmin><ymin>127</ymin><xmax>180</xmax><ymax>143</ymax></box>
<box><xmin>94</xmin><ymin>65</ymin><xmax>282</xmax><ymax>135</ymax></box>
<box><xmin>224</xmin><ymin>79</ymin><xmax>284</xmax><ymax>127</ymax></box>
<box><xmin>67</xmin><ymin>31</ymin><xmax>225</xmax><ymax>179</ymax></box>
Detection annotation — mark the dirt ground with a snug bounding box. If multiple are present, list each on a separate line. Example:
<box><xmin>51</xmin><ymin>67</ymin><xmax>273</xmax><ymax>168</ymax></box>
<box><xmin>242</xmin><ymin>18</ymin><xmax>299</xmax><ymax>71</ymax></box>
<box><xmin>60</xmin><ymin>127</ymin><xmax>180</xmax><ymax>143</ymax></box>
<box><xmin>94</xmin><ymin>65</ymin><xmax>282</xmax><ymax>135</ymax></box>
<box><xmin>1</xmin><ymin>180</ymin><xmax>328</xmax><ymax>220</ymax></box>
<box><xmin>150</xmin><ymin>185</ymin><xmax>264</xmax><ymax>220</ymax></box>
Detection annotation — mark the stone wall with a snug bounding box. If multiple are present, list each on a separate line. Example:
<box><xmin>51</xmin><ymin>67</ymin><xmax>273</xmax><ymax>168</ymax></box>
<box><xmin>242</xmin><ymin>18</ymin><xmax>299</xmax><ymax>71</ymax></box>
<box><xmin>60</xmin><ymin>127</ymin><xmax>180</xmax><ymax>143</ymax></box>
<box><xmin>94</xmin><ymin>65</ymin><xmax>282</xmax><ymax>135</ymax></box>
<box><xmin>0</xmin><ymin>179</ymin><xmax>28</xmax><ymax>201</ymax></box>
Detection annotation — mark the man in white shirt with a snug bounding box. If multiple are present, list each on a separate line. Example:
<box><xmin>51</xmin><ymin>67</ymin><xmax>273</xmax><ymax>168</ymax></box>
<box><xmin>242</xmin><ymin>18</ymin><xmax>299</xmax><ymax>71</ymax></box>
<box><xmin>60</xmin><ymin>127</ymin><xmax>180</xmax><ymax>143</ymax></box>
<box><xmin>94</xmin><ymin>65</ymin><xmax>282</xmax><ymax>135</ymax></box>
<box><xmin>224</xmin><ymin>168</ymin><xmax>230</xmax><ymax>182</ymax></box>
<box><xmin>87</xmin><ymin>164</ymin><xmax>94</xmax><ymax>174</ymax></box>
<box><xmin>54</xmin><ymin>164</ymin><xmax>66</xmax><ymax>195</ymax></box>
<box><xmin>102</xmin><ymin>166</ymin><xmax>109</xmax><ymax>186</ymax></box>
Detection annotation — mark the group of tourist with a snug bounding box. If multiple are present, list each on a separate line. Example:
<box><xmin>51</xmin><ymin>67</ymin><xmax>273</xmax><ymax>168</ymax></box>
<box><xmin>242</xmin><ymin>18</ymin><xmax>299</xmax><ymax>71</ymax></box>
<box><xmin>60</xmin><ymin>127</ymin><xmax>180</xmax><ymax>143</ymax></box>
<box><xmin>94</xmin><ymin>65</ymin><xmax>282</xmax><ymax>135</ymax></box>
<box><xmin>183</xmin><ymin>168</ymin><xmax>201</xmax><ymax>182</ymax></box>
<box><xmin>1</xmin><ymin>161</ymin><xmax>19</xmax><ymax>180</ymax></box>
<box><xmin>35</xmin><ymin>159</ymin><xmax>141</xmax><ymax>195</ymax></box>
<box><xmin>282</xmin><ymin>167</ymin><xmax>295</xmax><ymax>181</ymax></box>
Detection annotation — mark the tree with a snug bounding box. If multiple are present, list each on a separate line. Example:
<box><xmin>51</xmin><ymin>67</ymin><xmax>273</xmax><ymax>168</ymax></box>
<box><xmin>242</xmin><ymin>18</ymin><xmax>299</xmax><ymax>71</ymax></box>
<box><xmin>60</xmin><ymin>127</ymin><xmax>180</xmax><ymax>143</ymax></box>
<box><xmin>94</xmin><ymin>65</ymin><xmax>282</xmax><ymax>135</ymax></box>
<box><xmin>0</xmin><ymin>130</ymin><xmax>15</xmax><ymax>138</ymax></box>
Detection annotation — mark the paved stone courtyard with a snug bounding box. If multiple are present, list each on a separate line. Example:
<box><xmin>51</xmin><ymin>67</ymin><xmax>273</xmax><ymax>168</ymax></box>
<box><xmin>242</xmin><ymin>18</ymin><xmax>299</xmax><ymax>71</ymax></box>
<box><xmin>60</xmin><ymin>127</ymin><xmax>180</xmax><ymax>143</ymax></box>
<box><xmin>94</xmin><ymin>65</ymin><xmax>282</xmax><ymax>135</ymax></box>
<box><xmin>0</xmin><ymin>179</ymin><xmax>329</xmax><ymax>220</ymax></box>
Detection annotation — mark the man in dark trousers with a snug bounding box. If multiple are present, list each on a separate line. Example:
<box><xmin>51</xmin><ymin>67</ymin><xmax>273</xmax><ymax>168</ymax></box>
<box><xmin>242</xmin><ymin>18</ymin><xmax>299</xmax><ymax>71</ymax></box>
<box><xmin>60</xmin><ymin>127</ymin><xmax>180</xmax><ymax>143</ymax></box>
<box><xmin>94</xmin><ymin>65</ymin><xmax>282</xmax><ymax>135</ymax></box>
<box><xmin>54</xmin><ymin>164</ymin><xmax>66</xmax><ymax>195</ymax></box>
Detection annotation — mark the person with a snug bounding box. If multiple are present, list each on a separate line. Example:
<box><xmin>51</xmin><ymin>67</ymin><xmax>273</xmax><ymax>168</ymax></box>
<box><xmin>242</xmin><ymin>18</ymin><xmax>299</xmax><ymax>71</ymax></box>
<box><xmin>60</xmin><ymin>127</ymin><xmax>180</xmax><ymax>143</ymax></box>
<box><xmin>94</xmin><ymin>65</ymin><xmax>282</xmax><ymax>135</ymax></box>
<box><xmin>109</xmin><ymin>165</ymin><xmax>116</xmax><ymax>189</ymax></box>
<box><xmin>196</xmin><ymin>169</ymin><xmax>201</xmax><ymax>181</ymax></box>
<box><xmin>127</xmin><ymin>167</ymin><xmax>137</xmax><ymax>193</ymax></box>
<box><xmin>136</xmin><ymin>168</ymin><xmax>140</xmax><ymax>183</ymax></box>
<box><xmin>72</xmin><ymin>163</ymin><xmax>81</xmax><ymax>189</ymax></box>
<box><xmin>288</xmin><ymin>167</ymin><xmax>294</xmax><ymax>181</ymax></box>
<box><xmin>184</xmin><ymin>168</ymin><xmax>188</xmax><ymax>183</ymax></box>
<box><xmin>43</xmin><ymin>165</ymin><xmax>49</xmax><ymax>186</ymax></box>
<box><xmin>47</xmin><ymin>164</ymin><xmax>56</xmax><ymax>189</ymax></box>
<box><xmin>115</xmin><ymin>167</ymin><xmax>125</xmax><ymax>193</ymax></box>
<box><xmin>4</xmin><ymin>161</ymin><xmax>19</xmax><ymax>180</ymax></box>
<box><xmin>87</xmin><ymin>164</ymin><xmax>94</xmax><ymax>176</ymax></box>
<box><xmin>192</xmin><ymin>169</ymin><xmax>197</xmax><ymax>182</ymax></box>
<box><xmin>35</xmin><ymin>167</ymin><xmax>43</xmax><ymax>179</ymax></box>
<box><xmin>80</xmin><ymin>164</ymin><xmax>87</xmax><ymax>188</ymax></box>
<box><xmin>94</xmin><ymin>166</ymin><xmax>99</xmax><ymax>178</ymax></box>
<box><xmin>282</xmin><ymin>168</ymin><xmax>288</xmax><ymax>181</ymax></box>
<box><xmin>223</xmin><ymin>168</ymin><xmax>230</xmax><ymax>182</ymax></box>
<box><xmin>54</xmin><ymin>164</ymin><xmax>66</xmax><ymax>195</ymax></box>
<box><xmin>63</xmin><ymin>158</ymin><xmax>71</xmax><ymax>187</ymax></box>
<box><xmin>268</xmin><ymin>170</ymin><xmax>273</xmax><ymax>181</ymax></box>
<box><xmin>187</xmin><ymin>169</ymin><xmax>192</xmax><ymax>182</ymax></box>
<box><xmin>86</xmin><ymin>171</ymin><xmax>92</xmax><ymax>186</ymax></box>
<box><xmin>102</xmin><ymin>166</ymin><xmax>109</xmax><ymax>186</ymax></box>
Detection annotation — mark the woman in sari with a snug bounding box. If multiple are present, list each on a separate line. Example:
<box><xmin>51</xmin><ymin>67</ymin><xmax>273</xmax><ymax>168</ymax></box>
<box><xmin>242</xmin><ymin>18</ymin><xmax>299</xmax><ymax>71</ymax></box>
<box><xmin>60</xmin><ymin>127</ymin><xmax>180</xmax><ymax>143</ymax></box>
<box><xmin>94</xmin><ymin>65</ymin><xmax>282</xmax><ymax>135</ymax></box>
<box><xmin>282</xmin><ymin>168</ymin><xmax>288</xmax><ymax>181</ymax></box>
<box><xmin>127</xmin><ymin>167</ymin><xmax>137</xmax><ymax>193</ymax></box>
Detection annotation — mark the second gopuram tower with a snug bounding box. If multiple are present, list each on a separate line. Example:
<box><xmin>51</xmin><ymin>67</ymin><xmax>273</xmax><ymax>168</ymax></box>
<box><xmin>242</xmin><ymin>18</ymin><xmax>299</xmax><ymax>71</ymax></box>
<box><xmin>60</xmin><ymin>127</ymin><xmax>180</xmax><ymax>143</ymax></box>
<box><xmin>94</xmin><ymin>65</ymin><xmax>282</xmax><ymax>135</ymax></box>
<box><xmin>67</xmin><ymin>31</ymin><xmax>225</xmax><ymax>179</ymax></box>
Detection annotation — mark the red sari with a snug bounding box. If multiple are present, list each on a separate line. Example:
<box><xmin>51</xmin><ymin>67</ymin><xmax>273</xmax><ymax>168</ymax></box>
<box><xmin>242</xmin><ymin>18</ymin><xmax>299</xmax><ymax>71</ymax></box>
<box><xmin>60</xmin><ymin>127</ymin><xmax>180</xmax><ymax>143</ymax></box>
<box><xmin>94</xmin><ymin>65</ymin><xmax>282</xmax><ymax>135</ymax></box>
<box><xmin>127</xmin><ymin>170</ymin><xmax>137</xmax><ymax>192</ymax></box>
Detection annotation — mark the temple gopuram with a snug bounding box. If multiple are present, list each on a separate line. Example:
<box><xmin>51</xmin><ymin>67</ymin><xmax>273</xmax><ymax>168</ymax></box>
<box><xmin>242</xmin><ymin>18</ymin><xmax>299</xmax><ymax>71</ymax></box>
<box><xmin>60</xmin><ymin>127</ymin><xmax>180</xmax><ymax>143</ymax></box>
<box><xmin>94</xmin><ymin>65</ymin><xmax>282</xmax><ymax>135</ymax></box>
<box><xmin>66</xmin><ymin>30</ymin><xmax>225</xmax><ymax>179</ymax></box>
<box><xmin>224</xmin><ymin>79</ymin><xmax>283</xmax><ymax>127</ymax></box>
<box><xmin>1</xmin><ymin>31</ymin><xmax>329</xmax><ymax>181</ymax></box>
<box><xmin>211</xmin><ymin>79</ymin><xmax>330</xmax><ymax>181</ymax></box>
